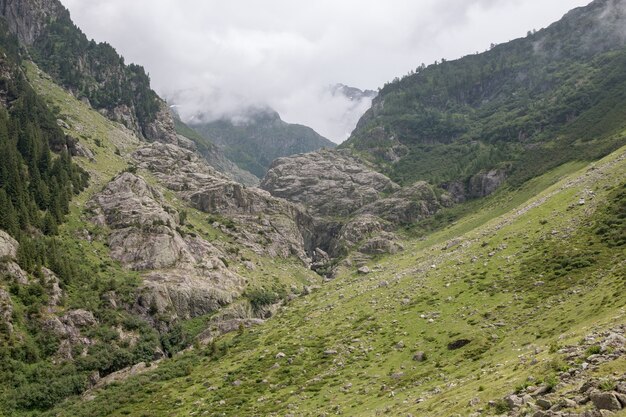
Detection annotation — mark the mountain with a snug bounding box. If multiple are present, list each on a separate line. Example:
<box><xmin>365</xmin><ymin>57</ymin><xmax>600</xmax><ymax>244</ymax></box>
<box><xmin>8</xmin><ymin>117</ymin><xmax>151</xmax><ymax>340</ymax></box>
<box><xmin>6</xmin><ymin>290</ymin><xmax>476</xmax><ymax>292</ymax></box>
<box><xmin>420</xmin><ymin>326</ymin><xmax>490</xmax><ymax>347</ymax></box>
<box><xmin>327</xmin><ymin>83</ymin><xmax>378</xmax><ymax>141</ymax></box>
<box><xmin>188</xmin><ymin>107</ymin><xmax>336</xmax><ymax>178</ymax></box>
<box><xmin>171</xmin><ymin>111</ymin><xmax>260</xmax><ymax>186</ymax></box>
<box><xmin>0</xmin><ymin>0</ymin><xmax>624</xmax><ymax>416</ymax></box>
<box><xmin>342</xmin><ymin>0</ymin><xmax>626</xmax><ymax>195</ymax></box>
<box><xmin>330</xmin><ymin>83</ymin><xmax>377</xmax><ymax>102</ymax></box>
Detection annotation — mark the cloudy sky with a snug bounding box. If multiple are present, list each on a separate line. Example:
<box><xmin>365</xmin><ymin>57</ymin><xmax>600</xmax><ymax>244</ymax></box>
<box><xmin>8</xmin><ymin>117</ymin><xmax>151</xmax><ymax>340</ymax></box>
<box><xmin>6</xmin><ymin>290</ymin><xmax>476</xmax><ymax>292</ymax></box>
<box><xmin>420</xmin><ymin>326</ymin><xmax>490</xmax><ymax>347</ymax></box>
<box><xmin>60</xmin><ymin>0</ymin><xmax>590</xmax><ymax>142</ymax></box>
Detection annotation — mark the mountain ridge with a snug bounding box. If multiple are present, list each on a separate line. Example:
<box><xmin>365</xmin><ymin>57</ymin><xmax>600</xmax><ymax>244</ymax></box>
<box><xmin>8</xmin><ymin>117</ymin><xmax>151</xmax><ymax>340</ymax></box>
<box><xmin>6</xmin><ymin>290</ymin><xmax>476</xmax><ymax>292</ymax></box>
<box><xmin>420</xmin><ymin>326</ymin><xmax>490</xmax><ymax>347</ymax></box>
<box><xmin>188</xmin><ymin>106</ymin><xmax>336</xmax><ymax>178</ymax></box>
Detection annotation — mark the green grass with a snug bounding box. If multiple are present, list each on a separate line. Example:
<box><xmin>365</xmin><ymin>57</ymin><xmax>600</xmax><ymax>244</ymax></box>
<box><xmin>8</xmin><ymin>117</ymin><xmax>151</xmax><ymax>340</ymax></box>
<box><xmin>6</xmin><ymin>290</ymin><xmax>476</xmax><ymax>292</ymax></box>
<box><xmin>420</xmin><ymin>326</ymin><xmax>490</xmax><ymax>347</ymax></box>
<box><xmin>45</xmin><ymin>145</ymin><xmax>626</xmax><ymax>417</ymax></box>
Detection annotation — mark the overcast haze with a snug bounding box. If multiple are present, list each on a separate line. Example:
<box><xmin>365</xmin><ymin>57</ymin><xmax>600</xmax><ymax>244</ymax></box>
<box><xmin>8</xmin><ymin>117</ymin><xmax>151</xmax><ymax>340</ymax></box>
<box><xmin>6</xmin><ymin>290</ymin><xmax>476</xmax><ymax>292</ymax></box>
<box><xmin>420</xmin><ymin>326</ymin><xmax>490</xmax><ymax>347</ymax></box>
<box><xmin>60</xmin><ymin>0</ymin><xmax>590</xmax><ymax>142</ymax></box>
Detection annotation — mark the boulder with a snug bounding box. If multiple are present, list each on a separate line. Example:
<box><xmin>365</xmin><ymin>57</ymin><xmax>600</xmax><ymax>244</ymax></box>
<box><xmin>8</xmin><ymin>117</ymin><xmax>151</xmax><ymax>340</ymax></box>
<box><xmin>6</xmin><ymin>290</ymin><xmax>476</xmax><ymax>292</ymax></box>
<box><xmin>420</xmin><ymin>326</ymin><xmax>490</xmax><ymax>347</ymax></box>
<box><xmin>357</xmin><ymin>266</ymin><xmax>371</xmax><ymax>275</ymax></box>
<box><xmin>590</xmin><ymin>392</ymin><xmax>622</xmax><ymax>411</ymax></box>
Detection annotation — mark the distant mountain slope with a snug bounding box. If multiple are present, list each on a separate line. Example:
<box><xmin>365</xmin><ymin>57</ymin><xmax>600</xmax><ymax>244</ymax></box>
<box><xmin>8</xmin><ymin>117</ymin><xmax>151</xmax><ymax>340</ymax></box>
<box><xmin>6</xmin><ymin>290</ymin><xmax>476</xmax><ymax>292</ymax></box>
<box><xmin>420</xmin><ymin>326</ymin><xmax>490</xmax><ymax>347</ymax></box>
<box><xmin>343</xmin><ymin>0</ymin><xmax>626</xmax><ymax>192</ymax></box>
<box><xmin>171</xmin><ymin>113</ymin><xmax>259</xmax><ymax>186</ymax></box>
<box><xmin>330</xmin><ymin>83</ymin><xmax>377</xmax><ymax>102</ymax></box>
<box><xmin>190</xmin><ymin>107</ymin><xmax>336</xmax><ymax>178</ymax></box>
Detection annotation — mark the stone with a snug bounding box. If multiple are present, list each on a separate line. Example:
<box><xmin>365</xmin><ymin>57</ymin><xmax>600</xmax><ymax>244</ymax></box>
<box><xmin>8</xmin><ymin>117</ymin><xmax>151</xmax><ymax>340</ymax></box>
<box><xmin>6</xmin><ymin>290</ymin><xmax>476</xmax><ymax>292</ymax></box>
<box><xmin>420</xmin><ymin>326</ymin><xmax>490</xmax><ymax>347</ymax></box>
<box><xmin>561</xmin><ymin>398</ymin><xmax>577</xmax><ymax>408</ymax></box>
<box><xmin>536</xmin><ymin>398</ymin><xmax>552</xmax><ymax>409</ymax></box>
<box><xmin>590</xmin><ymin>392</ymin><xmax>622</xmax><ymax>411</ymax></box>
<box><xmin>531</xmin><ymin>385</ymin><xmax>551</xmax><ymax>397</ymax></box>
<box><xmin>42</xmin><ymin>268</ymin><xmax>63</xmax><ymax>306</ymax></box>
<box><xmin>603</xmin><ymin>333</ymin><xmax>626</xmax><ymax>348</ymax></box>
<box><xmin>357</xmin><ymin>266</ymin><xmax>371</xmax><ymax>275</ymax></box>
<box><xmin>506</xmin><ymin>394</ymin><xmax>524</xmax><ymax>409</ymax></box>
<box><xmin>413</xmin><ymin>351</ymin><xmax>426</xmax><ymax>362</ymax></box>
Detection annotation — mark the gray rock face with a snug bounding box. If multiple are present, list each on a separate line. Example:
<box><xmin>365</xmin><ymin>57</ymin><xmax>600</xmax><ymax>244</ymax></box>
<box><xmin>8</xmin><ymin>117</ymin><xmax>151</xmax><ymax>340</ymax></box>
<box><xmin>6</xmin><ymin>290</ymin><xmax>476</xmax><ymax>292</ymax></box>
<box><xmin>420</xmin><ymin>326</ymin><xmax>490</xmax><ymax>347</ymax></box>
<box><xmin>143</xmin><ymin>103</ymin><xmax>187</xmax><ymax>148</ymax></box>
<box><xmin>108</xmin><ymin>104</ymin><xmax>141</xmax><ymax>136</ymax></box>
<box><xmin>42</xmin><ymin>267</ymin><xmax>63</xmax><ymax>306</ymax></box>
<box><xmin>88</xmin><ymin>170</ymin><xmax>247</xmax><ymax>319</ymax></box>
<box><xmin>61</xmin><ymin>309</ymin><xmax>97</xmax><ymax>329</ymax></box>
<box><xmin>590</xmin><ymin>392</ymin><xmax>622</xmax><ymax>411</ymax></box>
<box><xmin>260</xmin><ymin>150</ymin><xmax>449</xmax><ymax>262</ymax></box>
<box><xmin>88</xmin><ymin>172</ymin><xmax>187</xmax><ymax>270</ymax></box>
<box><xmin>0</xmin><ymin>0</ymin><xmax>64</xmax><ymax>45</ymax></box>
<box><xmin>0</xmin><ymin>261</ymin><xmax>29</xmax><ymax>285</ymax></box>
<box><xmin>136</xmin><ymin>268</ymin><xmax>244</xmax><ymax>320</ymax></box>
<box><xmin>0</xmin><ymin>230</ymin><xmax>18</xmax><ymax>260</ymax></box>
<box><xmin>443</xmin><ymin>169</ymin><xmax>507</xmax><ymax>203</ymax></box>
<box><xmin>261</xmin><ymin>149</ymin><xmax>399</xmax><ymax>217</ymax></box>
<box><xmin>132</xmin><ymin>142</ymin><xmax>316</xmax><ymax>265</ymax></box>
<box><xmin>358</xmin><ymin>181</ymin><xmax>447</xmax><ymax>225</ymax></box>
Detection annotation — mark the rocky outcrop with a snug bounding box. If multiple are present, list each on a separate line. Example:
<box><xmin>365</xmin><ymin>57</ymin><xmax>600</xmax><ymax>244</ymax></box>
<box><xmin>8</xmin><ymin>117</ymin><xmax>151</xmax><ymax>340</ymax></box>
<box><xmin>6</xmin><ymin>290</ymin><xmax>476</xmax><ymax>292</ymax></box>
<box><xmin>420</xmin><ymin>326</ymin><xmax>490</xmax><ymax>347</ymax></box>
<box><xmin>87</xmin><ymin>171</ymin><xmax>247</xmax><ymax>319</ymax></box>
<box><xmin>0</xmin><ymin>0</ymin><xmax>64</xmax><ymax>45</ymax></box>
<box><xmin>0</xmin><ymin>230</ymin><xmax>18</xmax><ymax>260</ymax></box>
<box><xmin>87</xmin><ymin>172</ymin><xmax>187</xmax><ymax>270</ymax></box>
<box><xmin>358</xmin><ymin>181</ymin><xmax>449</xmax><ymax>224</ymax></box>
<box><xmin>143</xmin><ymin>103</ymin><xmax>190</xmax><ymax>149</ymax></box>
<box><xmin>132</xmin><ymin>142</ymin><xmax>316</xmax><ymax>265</ymax></box>
<box><xmin>261</xmin><ymin>149</ymin><xmax>399</xmax><ymax>217</ymax></box>
<box><xmin>0</xmin><ymin>231</ymin><xmax>29</xmax><ymax>286</ymax></box>
<box><xmin>41</xmin><ymin>310</ymin><xmax>97</xmax><ymax>362</ymax></box>
<box><xmin>443</xmin><ymin>169</ymin><xmax>508</xmax><ymax>203</ymax></box>
<box><xmin>135</xmin><ymin>267</ymin><xmax>243</xmax><ymax>320</ymax></box>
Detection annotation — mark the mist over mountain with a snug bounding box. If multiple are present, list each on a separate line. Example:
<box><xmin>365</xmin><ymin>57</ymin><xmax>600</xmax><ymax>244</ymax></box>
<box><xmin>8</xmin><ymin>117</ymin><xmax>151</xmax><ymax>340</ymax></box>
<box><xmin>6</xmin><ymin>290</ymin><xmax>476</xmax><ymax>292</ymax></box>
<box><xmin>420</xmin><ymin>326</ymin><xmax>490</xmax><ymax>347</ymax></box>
<box><xmin>185</xmin><ymin>105</ymin><xmax>335</xmax><ymax>178</ymax></box>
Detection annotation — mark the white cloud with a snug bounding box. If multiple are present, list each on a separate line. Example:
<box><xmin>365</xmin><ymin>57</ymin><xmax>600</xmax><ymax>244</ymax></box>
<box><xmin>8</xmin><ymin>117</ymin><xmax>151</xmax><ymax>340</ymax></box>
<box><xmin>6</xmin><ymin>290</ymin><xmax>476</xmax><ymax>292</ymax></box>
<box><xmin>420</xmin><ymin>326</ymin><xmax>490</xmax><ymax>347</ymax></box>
<box><xmin>60</xmin><ymin>0</ymin><xmax>590</xmax><ymax>142</ymax></box>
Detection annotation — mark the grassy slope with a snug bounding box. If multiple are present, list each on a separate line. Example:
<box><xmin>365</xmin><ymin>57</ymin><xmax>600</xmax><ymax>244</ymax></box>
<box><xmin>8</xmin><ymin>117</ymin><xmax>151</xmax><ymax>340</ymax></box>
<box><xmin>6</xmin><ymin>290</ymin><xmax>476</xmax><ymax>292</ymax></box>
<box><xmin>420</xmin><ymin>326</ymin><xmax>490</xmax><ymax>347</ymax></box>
<box><xmin>45</xmin><ymin>134</ymin><xmax>625</xmax><ymax>416</ymax></box>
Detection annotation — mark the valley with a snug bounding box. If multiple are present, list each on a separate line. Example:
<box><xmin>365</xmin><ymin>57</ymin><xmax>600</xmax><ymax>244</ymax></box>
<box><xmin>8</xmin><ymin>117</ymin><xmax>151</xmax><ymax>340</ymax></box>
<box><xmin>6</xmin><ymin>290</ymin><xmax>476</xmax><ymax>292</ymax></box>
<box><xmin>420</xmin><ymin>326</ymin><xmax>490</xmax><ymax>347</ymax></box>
<box><xmin>0</xmin><ymin>0</ymin><xmax>624</xmax><ymax>416</ymax></box>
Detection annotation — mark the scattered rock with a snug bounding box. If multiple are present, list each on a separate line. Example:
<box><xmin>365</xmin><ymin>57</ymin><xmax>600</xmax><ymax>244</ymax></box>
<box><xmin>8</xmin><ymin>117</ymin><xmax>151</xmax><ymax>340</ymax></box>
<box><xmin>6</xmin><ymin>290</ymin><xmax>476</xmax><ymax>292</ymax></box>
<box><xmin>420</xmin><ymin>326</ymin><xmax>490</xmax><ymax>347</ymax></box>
<box><xmin>357</xmin><ymin>266</ymin><xmax>371</xmax><ymax>275</ymax></box>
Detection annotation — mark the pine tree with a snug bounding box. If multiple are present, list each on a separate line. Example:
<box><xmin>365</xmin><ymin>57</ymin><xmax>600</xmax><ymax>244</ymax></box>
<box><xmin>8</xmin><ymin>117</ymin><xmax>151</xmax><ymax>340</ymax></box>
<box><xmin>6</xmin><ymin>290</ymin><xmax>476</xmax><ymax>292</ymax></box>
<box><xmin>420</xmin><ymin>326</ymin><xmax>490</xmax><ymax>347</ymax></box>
<box><xmin>42</xmin><ymin>211</ymin><xmax>58</xmax><ymax>236</ymax></box>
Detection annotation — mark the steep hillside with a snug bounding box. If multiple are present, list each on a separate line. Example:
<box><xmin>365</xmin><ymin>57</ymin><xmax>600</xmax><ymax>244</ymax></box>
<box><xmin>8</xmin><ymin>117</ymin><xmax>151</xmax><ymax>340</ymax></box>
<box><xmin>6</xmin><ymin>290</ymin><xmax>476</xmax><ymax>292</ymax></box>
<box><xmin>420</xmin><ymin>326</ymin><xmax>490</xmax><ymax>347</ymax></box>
<box><xmin>47</xmin><ymin>142</ymin><xmax>626</xmax><ymax>417</ymax></box>
<box><xmin>342</xmin><ymin>0</ymin><xmax>626</xmax><ymax>193</ymax></box>
<box><xmin>0</xmin><ymin>0</ymin><xmax>173</xmax><ymax>143</ymax></box>
<box><xmin>190</xmin><ymin>107</ymin><xmax>336</xmax><ymax>178</ymax></box>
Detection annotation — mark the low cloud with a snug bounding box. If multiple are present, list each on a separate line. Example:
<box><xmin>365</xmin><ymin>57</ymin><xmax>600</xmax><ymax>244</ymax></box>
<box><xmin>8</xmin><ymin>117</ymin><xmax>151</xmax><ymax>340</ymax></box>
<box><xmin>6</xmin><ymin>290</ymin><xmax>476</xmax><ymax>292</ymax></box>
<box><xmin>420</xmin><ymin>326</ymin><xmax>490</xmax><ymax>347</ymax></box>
<box><xmin>60</xmin><ymin>0</ymin><xmax>589</xmax><ymax>142</ymax></box>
